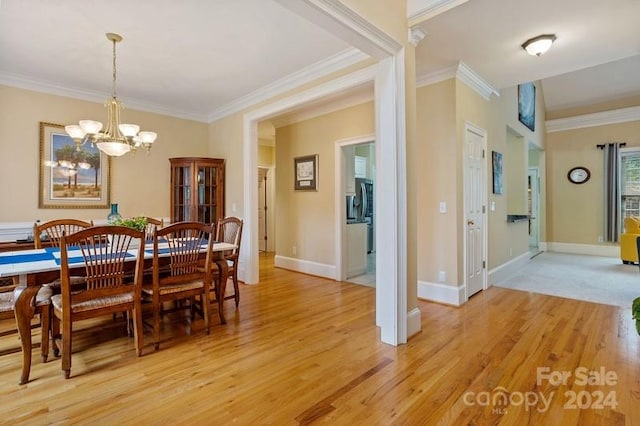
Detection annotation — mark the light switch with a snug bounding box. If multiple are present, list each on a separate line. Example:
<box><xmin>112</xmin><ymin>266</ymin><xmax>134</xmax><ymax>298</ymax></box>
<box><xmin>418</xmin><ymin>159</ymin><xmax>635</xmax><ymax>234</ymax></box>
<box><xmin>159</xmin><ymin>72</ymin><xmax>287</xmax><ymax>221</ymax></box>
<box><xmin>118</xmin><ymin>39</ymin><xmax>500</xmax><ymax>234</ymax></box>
<box><xmin>439</xmin><ymin>201</ymin><xmax>447</xmax><ymax>213</ymax></box>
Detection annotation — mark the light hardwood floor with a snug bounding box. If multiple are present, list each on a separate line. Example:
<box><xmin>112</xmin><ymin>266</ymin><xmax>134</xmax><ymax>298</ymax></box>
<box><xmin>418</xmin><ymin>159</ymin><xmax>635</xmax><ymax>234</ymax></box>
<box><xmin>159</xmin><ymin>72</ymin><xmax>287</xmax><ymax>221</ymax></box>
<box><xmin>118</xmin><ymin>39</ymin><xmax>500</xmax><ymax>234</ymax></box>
<box><xmin>0</xmin><ymin>252</ymin><xmax>638</xmax><ymax>424</ymax></box>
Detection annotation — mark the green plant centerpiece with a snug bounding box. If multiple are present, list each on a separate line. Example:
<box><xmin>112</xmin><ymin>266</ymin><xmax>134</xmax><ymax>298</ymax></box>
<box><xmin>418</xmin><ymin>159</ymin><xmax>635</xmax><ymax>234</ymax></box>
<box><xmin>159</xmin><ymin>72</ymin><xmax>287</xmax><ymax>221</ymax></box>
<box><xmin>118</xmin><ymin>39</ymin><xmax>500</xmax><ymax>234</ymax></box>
<box><xmin>633</xmin><ymin>297</ymin><xmax>640</xmax><ymax>335</ymax></box>
<box><xmin>110</xmin><ymin>217</ymin><xmax>148</xmax><ymax>249</ymax></box>
<box><xmin>112</xmin><ymin>216</ymin><xmax>148</xmax><ymax>232</ymax></box>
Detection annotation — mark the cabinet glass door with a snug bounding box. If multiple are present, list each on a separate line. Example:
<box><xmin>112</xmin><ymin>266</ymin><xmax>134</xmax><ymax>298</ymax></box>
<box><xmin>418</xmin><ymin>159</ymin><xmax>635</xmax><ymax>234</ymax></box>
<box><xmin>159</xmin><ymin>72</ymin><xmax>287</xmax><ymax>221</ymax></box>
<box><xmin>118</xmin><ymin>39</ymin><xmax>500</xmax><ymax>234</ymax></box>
<box><xmin>173</xmin><ymin>165</ymin><xmax>191</xmax><ymax>221</ymax></box>
<box><xmin>197</xmin><ymin>165</ymin><xmax>218</xmax><ymax>223</ymax></box>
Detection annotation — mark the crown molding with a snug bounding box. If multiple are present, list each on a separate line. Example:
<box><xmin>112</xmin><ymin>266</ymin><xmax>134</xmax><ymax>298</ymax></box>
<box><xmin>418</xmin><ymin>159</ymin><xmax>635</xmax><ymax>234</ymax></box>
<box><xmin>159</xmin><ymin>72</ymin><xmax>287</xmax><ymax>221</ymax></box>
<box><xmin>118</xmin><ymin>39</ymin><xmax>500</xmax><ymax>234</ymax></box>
<box><xmin>416</xmin><ymin>65</ymin><xmax>457</xmax><ymax>87</ymax></box>
<box><xmin>408</xmin><ymin>0</ymin><xmax>469</xmax><ymax>26</ymax></box>
<box><xmin>416</xmin><ymin>62</ymin><xmax>499</xmax><ymax>100</ymax></box>
<box><xmin>546</xmin><ymin>106</ymin><xmax>640</xmax><ymax>132</ymax></box>
<box><xmin>271</xmin><ymin>87</ymin><xmax>373</xmax><ymax>128</ymax></box>
<box><xmin>207</xmin><ymin>47</ymin><xmax>368</xmax><ymax>123</ymax></box>
<box><xmin>455</xmin><ymin>62</ymin><xmax>499</xmax><ymax>100</ymax></box>
<box><xmin>0</xmin><ymin>72</ymin><xmax>210</xmax><ymax>122</ymax></box>
<box><xmin>279</xmin><ymin>0</ymin><xmax>402</xmax><ymax>58</ymax></box>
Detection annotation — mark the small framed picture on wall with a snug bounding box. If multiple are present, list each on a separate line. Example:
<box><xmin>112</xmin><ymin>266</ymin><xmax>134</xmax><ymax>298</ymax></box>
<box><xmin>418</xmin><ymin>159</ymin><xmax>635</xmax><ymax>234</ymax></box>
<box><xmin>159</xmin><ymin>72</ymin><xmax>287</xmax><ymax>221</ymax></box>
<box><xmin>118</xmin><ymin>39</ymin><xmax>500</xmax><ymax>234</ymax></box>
<box><xmin>518</xmin><ymin>82</ymin><xmax>536</xmax><ymax>132</ymax></box>
<box><xmin>492</xmin><ymin>151</ymin><xmax>504</xmax><ymax>194</ymax></box>
<box><xmin>294</xmin><ymin>154</ymin><xmax>318</xmax><ymax>191</ymax></box>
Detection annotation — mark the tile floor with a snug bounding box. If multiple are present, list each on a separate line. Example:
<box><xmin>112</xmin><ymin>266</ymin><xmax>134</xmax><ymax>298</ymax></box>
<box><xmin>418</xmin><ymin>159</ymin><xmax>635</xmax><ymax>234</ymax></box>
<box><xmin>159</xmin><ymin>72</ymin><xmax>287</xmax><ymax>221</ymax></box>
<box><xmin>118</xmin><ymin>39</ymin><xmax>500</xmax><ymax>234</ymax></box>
<box><xmin>346</xmin><ymin>252</ymin><xmax>376</xmax><ymax>287</ymax></box>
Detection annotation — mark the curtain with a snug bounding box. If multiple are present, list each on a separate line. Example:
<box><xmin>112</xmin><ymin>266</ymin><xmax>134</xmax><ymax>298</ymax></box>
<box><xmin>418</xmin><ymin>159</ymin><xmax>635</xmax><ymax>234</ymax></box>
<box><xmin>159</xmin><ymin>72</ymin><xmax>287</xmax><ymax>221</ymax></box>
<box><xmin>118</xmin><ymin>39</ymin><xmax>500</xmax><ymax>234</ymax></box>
<box><xmin>603</xmin><ymin>143</ymin><xmax>621</xmax><ymax>242</ymax></box>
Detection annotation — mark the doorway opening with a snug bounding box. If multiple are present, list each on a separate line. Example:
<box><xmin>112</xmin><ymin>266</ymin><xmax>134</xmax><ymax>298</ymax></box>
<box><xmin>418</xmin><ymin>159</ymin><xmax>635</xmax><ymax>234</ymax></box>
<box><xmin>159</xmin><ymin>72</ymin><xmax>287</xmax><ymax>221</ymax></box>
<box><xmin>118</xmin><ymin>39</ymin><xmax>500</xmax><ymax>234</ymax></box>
<box><xmin>341</xmin><ymin>140</ymin><xmax>376</xmax><ymax>287</ymax></box>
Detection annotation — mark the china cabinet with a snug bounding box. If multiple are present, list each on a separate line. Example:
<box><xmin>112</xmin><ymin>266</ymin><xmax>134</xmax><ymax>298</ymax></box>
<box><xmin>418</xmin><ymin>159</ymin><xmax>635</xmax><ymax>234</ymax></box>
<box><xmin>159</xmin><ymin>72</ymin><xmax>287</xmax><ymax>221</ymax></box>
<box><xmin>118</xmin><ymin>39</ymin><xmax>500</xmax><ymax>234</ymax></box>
<box><xmin>170</xmin><ymin>157</ymin><xmax>225</xmax><ymax>224</ymax></box>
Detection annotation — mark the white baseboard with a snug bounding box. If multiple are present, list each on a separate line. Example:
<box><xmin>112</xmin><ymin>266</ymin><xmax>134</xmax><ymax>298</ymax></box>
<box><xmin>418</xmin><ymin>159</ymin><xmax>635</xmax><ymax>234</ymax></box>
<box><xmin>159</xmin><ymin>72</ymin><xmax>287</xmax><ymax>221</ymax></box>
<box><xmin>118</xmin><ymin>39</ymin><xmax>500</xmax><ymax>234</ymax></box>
<box><xmin>417</xmin><ymin>281</ymin><xmax>465</xmax><ymax>306</ymax></box>
<box><xmin>488</xmin><ymin>251</ymin><xmax>531</xmax><ymax>286</ymax></box>
<box><xmin>274</xmin><ymin>255</ymin><xmax>336</xmax><ymax>280</ymax></box>
<box><xmin>407</xmin><ymin>307</ymin><xmax>421</xmax><ymax>338</ymax></box>
<box><xmin>546</xmin><ymin>242</ymin><xmax>618</xmax><ymax>257</ymax></box>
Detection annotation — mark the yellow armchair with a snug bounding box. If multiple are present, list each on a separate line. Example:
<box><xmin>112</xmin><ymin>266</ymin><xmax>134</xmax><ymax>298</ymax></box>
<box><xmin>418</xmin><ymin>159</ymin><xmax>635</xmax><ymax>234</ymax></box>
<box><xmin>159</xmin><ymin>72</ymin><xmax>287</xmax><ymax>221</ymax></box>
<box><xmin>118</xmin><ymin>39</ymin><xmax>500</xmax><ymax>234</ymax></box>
<box><xmin>620</xmin><ymin>217</ymin><xmax>640</xmax><ymax>264</ymax></box>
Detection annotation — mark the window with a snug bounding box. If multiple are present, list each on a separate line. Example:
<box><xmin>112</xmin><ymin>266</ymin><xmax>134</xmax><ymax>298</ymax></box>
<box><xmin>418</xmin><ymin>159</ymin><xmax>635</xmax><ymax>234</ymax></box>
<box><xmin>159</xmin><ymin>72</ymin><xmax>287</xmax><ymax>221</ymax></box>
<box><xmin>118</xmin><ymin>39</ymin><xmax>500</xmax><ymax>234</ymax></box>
<box><xmin>621</xmin><ymin>149</ymin><xmax>640</xmax><ymax>224</ymax></box>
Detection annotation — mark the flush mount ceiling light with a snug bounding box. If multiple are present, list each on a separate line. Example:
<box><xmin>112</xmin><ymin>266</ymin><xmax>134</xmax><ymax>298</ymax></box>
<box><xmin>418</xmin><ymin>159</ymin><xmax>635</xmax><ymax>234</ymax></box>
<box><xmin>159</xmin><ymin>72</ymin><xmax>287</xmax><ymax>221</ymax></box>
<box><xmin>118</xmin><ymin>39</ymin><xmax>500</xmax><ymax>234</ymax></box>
<box><xmin>522</xmin><ymin>34</ymin><xmax>557</xmax><ymax>56</ymax></box>
<box><xmin>65</xmin><ymin>33</ymin><xmax>157</xmax><ymax>157</ymax></box>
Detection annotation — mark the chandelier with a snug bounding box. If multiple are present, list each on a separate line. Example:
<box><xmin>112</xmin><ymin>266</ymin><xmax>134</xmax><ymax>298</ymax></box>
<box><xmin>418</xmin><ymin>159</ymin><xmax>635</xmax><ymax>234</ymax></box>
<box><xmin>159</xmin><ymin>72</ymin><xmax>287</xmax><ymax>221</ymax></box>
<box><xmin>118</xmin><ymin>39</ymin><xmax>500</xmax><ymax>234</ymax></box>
<box><xmin>65</xmin><ymin>33</ymin><xmax>157</xmax><ymax>157</ymax></box>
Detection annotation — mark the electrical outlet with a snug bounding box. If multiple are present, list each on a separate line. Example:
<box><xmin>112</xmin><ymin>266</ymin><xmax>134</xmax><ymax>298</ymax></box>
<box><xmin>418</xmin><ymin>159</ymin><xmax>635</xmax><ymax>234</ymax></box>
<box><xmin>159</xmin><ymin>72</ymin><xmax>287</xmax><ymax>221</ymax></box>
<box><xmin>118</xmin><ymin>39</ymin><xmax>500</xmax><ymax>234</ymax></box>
<box><xmin>292</xmin><ymin>246</ymin><xmax>297</xmax><ymax>256</ymax></box>
<box><xmin>597</xmin><ymin>236</ymin><xmax>603</xmax><ymax>243</ymax></box>
<box><xmin>439</xmin><ymin>202</ymin><xmax>447</xmax><ymax>213</ymax></box>
<box><xmin>438</xmin><ymin>271</ymin><xmax>446</xmax><ymax>282</ymax></box>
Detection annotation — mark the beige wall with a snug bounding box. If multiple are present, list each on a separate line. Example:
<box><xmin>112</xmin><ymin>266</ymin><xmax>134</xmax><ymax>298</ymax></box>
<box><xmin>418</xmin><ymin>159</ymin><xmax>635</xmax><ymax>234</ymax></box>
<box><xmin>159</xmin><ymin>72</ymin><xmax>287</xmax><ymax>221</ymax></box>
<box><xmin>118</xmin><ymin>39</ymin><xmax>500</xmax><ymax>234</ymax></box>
<box><xmin>416</xmin><ymin>80</ymin><xmax>458</xmax><ymax>284</ymax></box>
<box><xmin>488</xmin><ymin>82</ymin><xmax>546</xmax><ymax>268</ymax></box>
<box><xmin>0</xmin><ymin>85</ymin><xmax>209</xmax><ymax>222</ymax></box>
<box><xmin>506</xmin><ymin>130</ymin><xmax>527</xmax><ymax>214</ymax></box>
<box><xmin>416</xmin><ymin>78</ymin><xmax>547</xmax><ymax>282</ymax></box>
<box><xmin>340</xmin><ymin>0</ymin><xmax>407</xmax><ymax>43</ymax></box>
<box><xmin>258</xmin><ymin>144</ymin><xmax>275</xmax><ymax>166</ymax></box>
<box><xmin>546</xmin><ymin>120</ymin><xmax>640</xmax><ymax>244</ymax></box>
<box><xmin>274</xmin><ymin>102</ymin><xmax>374</xmax><ymax>264</ymax></box>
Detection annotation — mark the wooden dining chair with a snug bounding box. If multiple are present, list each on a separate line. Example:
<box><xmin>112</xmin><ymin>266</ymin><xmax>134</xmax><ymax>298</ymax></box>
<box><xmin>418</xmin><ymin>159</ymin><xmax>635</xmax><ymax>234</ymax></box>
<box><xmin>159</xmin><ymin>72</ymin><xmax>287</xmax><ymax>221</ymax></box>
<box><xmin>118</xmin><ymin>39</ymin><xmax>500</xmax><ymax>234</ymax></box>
<box><xmin>0</xmin><ymin>282</ymin><xmax>52</xmax><ymax>362</ymax></box>
<box><xmin>213</xmin><ymin>217</ymin><xmax>243</xmax><ymax>307</ymax></box>
<box><xmin>34</xmin><ymin>219</ymin><xmax>94</xmax><ymax>250</ymax></box>
<box><xmin>142</xmin><ymin>217</ymin><xmax>164</xmax><ymax>241</ymax></box>
<box><xmin>142</xmin><ymin>221</ymin><xmax>214</xmax><ymax>351</ymax></box>
<box><xmin>50</xmin><ymin>225</ymin><xmax>146</xmax><ymax>379</ymax></box>
<box><xmin>34</xmin><ymin>218</ymin><xmax>95</xmax><ymax>355</ymax></box>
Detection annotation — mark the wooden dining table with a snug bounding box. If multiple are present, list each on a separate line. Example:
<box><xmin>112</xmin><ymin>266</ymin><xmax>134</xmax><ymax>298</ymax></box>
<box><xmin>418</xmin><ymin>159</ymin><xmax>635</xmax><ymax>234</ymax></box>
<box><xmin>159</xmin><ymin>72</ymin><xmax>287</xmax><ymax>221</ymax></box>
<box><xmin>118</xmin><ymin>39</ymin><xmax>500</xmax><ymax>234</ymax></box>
<box><xmin>0</xmin><ymin>240</ymin><xmax>236</xmax><ymax>385</ymax></box>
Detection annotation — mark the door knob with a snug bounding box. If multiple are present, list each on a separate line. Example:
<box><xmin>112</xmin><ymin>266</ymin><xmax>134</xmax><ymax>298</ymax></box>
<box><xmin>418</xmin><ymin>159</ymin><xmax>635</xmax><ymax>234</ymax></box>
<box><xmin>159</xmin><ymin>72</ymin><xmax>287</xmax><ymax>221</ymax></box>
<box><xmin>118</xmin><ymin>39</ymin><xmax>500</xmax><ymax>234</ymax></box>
<box><xmin>467</xmin><ymin>220</ymin><xmax>475</xmax><ymax>225</ymax></box>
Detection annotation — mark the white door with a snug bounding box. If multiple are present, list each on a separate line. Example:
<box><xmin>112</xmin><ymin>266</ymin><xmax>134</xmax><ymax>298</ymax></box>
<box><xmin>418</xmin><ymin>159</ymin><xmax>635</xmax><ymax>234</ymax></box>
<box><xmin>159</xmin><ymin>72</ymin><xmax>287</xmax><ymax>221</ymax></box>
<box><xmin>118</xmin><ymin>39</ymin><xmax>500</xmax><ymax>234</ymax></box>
<box><xmin>528</xmin><ymin>168</ymin><xmax>540</xmax><ymax>250</ymax></box>
<box><xmin>464</xmin><ymin>125</ymin><xmax>486</xmax><ymax>298</ymax></box>
<box><xmin>258</xmin><ymin>168</ymin><xmax>268</xmax><ymax>252</ymax></box>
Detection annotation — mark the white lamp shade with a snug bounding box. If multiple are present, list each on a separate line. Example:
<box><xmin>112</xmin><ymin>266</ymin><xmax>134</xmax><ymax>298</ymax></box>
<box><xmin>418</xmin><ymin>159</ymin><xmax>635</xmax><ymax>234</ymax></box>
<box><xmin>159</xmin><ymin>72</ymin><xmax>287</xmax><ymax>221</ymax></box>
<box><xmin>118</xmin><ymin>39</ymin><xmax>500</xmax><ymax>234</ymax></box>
<box><xmin>65</xmin><ymin>125</ymin><xmax>86</xmax><ymax>139</ymax></box>
<box><xmin>522</xmin><ymin>34</ymin><xmax>556</xmax><ymax>56</ymax></box>
<box><xmin>119</xmin><ymin>123</ymin><xmax>140</xmax><ymax>137</ymax></box>
<box><xmin>138</xmin><ymin>131</ymin><xmax>157</xmax><ymax>144</ymax></box>
<box><xmin>79</xmin><ymin>120</ymin><xmax>103</xmax><ymax>134</ymax></box>
<box><xmin>96</xmin><ymin>141</ymin><xmax>131</xmax><ymax>157</ymax></box>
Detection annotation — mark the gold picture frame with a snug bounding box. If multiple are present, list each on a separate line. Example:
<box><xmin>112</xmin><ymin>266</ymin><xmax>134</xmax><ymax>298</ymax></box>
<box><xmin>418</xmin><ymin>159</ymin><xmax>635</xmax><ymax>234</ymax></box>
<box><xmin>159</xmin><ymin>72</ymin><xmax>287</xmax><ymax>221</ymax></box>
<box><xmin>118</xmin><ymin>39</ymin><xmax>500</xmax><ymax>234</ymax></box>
<box><xmin>39</xmin><ymin>122</ymin><xmax>111</xmax><ymax>208</ymax></box>
<box><xmin>294</xmin><ymin>154</ymin><xmax>318</xmax><ymax>191</ymax></box>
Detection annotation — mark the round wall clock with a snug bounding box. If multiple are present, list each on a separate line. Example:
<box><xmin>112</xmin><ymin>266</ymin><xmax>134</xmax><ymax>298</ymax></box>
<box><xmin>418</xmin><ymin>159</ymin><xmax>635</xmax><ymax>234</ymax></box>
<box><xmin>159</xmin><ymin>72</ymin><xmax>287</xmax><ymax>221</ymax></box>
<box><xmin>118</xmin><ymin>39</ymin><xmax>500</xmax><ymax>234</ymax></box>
<box><xmin>568</xmin><ymin>166</ymin><xmax>591</xmax><ymax>184</ymax></box>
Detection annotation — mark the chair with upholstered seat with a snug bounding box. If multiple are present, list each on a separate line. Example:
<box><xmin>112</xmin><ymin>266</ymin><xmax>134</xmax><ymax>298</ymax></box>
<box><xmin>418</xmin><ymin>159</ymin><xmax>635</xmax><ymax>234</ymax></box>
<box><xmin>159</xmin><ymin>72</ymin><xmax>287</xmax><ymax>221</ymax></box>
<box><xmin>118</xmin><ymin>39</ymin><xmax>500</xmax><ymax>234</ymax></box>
<box><xmin>142</xmin><ymin>221</ymin><xmax>214</xmax><ymax>350</ymax></box>
<box><xmin>0</xmin><ymin>284</ymin><xmax>52</xmax><ymax>362</ymax></box>
<box><xmin>50</xmin><ymin>225</ymin><xmax>146</xmax><ymax>379</ymax></box>
<box><xmin>213</xmin><ymin>217</ymin><xmax>243</xmax><ymax>307</ymax></box>
<box><xmin>34</xmin><ymin>219</ymin><xmax>94</xmax><ymax>355</ymax></box>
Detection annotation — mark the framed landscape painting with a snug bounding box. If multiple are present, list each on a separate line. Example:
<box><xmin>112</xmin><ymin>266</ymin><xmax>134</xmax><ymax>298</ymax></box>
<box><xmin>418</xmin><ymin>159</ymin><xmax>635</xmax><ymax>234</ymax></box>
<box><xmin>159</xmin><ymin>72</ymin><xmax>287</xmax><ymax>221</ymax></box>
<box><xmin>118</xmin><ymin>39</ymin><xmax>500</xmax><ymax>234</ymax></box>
<box><xmin>39</xmin><ymin>122</ymin><xmax>111</xmax><ymax>208</ymax></box>
<box><xmin>518</xmin><ymin>82</ymin><xmax>536</xmax><ymax>132</ymax></box>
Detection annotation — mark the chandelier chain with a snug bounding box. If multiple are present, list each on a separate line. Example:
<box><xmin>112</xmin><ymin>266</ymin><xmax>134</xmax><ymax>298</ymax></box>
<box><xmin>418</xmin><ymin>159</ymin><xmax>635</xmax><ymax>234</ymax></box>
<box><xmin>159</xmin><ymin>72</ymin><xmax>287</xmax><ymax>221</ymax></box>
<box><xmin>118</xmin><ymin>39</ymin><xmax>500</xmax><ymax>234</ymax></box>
<box><xmin>112</xmin><ymin>37</ymin><xmax>117</xmax><ymax>99</ymax></box>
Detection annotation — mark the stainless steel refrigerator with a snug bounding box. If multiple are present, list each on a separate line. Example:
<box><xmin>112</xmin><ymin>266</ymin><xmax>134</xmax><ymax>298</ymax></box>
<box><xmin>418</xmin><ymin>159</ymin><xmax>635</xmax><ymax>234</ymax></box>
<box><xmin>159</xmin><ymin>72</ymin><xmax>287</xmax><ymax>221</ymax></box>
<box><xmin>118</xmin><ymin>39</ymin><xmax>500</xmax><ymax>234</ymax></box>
<box><xmin>355</xmin><ymin>178</ymin><xmax>374</xmax><ymax>253</ymax></box>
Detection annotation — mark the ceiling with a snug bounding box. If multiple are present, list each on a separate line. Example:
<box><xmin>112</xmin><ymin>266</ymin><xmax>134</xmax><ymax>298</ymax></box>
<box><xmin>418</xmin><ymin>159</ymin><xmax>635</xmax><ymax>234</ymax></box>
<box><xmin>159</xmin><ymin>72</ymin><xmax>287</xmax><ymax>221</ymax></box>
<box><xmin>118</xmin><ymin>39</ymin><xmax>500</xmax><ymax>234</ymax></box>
<box><xmin>414</xmin><ymin>0</ymin><xmax>640</xmax><ymax>113</ymax></box>
<box><xmin>1</xmin><ymin>0</ymin><xmax>639</xmax><ymax>123</ymax></box>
